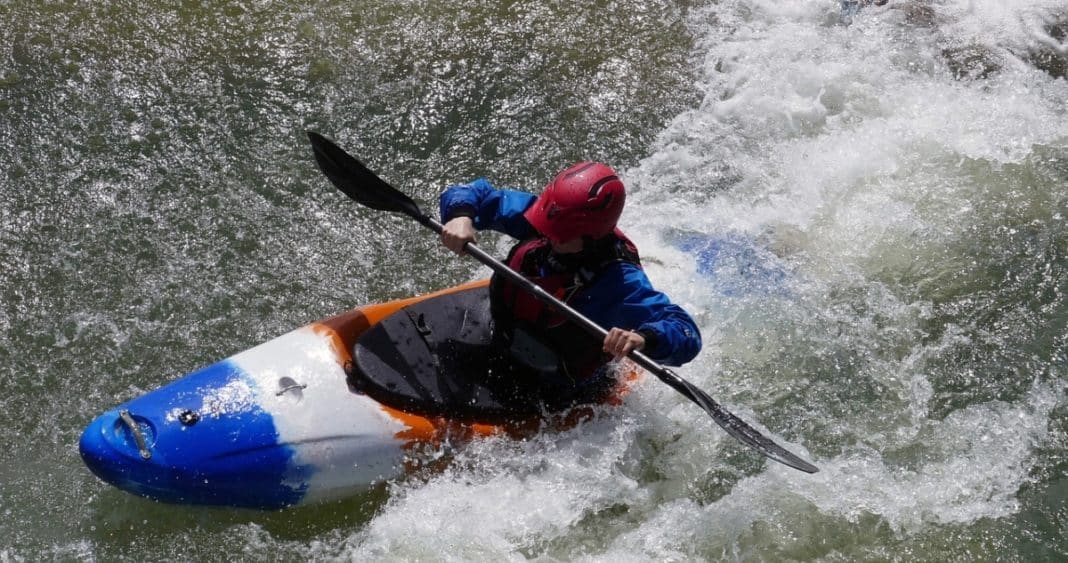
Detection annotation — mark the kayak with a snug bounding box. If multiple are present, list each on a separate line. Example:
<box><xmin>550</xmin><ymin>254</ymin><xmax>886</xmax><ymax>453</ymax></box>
<box><xmin>79</xmin><ymin>280</ymin><xmax>641</xmax><ymax>509</ymax></box>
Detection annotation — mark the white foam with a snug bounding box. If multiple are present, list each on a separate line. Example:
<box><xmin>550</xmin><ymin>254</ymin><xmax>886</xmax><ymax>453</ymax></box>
<box><xmin>617</xmin><ymin>0</ymin><xmax>1067</xmax><ymax>546</ymax></box>
<box><xmin>343</xmin><ymin>415</ymin><xmax>650</xmax><ymax>560</ymax></box>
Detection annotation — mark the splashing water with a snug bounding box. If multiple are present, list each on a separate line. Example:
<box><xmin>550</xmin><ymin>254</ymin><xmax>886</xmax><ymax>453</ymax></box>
<box><xmin>2</xmin><ymin>0</ymin><xmax>1067</xmax><ymax>560</ymax></box>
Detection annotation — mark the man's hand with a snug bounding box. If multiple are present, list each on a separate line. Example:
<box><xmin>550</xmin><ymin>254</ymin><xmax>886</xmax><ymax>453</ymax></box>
<box><xmin>603</xmin><ymin>328</ymin><xmax>645</xmax><ymax>360</ymax></box>
<box><xmin>441</xmin><ymin>216</ymin><xmax>477</xmax><ymax>255</ymax></box>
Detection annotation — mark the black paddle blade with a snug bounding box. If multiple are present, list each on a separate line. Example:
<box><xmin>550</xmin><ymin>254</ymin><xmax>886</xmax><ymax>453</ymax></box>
<box><xmin>658</xmin><ymin>368</ymin><xmax>819</xmax><ymax>473</ymax></box>
<box><xmin>307</xmin><ymin>131</ymin><xmax>427</xmax><ymax>221</ymax></box>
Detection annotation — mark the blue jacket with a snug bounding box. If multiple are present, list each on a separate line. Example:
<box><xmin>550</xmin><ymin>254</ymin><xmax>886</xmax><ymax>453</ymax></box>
<box><xmin>440</xmin><ymin>179</ymin><xmax>702</xmax><ymax>367</ymax></box>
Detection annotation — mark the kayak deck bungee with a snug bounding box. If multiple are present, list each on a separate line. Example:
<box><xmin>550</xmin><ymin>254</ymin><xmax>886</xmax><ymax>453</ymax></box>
<box><xmin>79</xmin><ymin>280</ymin><xmax>642</xmax><ymax>509</ymax></box>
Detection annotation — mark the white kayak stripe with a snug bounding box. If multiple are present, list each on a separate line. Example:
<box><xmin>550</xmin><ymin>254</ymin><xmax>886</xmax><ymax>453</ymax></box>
<box><xmin>229</xmin><ymin>325</ymin><xmax>412</xmax><ymax>502</ymax></box>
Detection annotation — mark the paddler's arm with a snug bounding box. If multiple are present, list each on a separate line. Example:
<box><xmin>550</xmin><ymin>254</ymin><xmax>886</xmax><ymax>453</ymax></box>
<box><xmin>578</xmin><ymin>262</ymin><xmax>703</xmax><ymax>367</ymax></box>
<box><xmin>439</xmin><ymin>179</ymin><xmax>538</xmax><ymax>255</ymax></box>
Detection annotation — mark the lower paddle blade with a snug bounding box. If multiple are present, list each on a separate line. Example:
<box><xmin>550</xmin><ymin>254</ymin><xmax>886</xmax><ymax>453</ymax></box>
<box><xmin>658</xmin><ymin>368</ymin><xmax>819</xmax><ymax>473</ymax></box>
<box><xmin>307</xmin><ymin>131</ymin><xmax>424</xmax><ymax>220</ymax></box>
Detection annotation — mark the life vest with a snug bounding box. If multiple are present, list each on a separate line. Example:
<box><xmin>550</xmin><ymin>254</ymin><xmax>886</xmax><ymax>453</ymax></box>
<box><xmin>490</xmin><ymin>229</ymin><xmax>641</xmax><ymax>381</ymax></box>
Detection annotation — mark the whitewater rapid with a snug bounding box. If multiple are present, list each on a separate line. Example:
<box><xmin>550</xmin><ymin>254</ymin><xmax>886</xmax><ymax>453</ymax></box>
<box><xmin>341</xmin><ymin>1</ymin><xmax>1068</xmax><ymax>559</ymax></box>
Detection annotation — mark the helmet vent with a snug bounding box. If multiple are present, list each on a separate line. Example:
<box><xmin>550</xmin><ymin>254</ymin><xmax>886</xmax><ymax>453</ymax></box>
<box><xmin>587</xmin><ymin>175</ymin><xmax>620</xmax><ymax>199</ymax></box>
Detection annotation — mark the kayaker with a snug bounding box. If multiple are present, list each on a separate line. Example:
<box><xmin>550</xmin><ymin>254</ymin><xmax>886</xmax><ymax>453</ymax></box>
<box><xmin>439</xmin><ymin>162</ymin><xmax>702</xmax><ymax>408</ymax></box>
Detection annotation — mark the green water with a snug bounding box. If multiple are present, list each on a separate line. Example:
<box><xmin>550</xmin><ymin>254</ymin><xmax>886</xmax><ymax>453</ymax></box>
<box><xmin>2</xmin><ymin>0</ymin><xmax>1068</xmax><ymax>560</ymax></box>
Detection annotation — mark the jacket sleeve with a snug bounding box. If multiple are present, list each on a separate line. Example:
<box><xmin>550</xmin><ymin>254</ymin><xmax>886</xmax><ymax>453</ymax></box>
<box><xmin>439</xmin><ymin>178</ymin><xmax>538</xmax><ymax>240</ymax></box>
<box><xmin>574</xmin><ymin>262</ymin><xmax>703</xmax><ymax>367</ymax></box>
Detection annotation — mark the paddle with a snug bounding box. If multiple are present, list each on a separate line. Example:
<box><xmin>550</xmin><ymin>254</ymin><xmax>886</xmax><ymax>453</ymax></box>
<box><xmin>307</xmin><ymin>131</ymin><xmax>819</xmax><ymax>474</ymax></box>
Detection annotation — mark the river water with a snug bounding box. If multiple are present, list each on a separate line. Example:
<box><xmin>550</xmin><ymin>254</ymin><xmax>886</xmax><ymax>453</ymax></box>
<box><xmin>2</xmin><ymin>0</ymin><xmax>1067</xmax><ymax>560</ymax></box>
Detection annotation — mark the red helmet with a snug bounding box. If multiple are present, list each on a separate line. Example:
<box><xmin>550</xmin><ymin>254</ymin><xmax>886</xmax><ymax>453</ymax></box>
<box><xmin>523</xmin><ymin>162</ymin><xmax>626</xmax><ymax>242</ymax></box>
